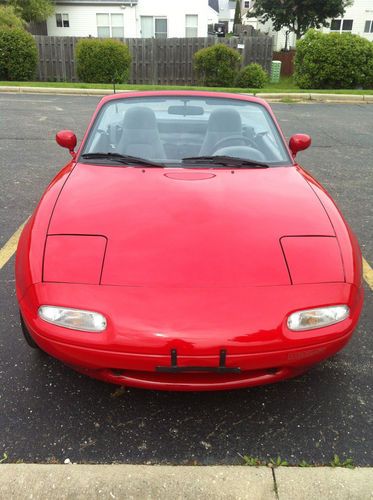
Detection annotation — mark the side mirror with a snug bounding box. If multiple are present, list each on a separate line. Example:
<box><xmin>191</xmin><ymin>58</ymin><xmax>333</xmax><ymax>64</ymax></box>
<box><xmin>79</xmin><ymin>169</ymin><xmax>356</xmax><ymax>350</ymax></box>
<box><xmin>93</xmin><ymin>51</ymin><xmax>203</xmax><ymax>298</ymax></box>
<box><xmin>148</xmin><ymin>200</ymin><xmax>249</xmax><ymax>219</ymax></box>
<box><xmin>289</xmin><ymin>134</ymin><xmax>312</xmax><ymax>158</ymax></box>
<box><xmin>56</xmin><ymin>130</ymin><xmax>77</xmax><ymax>157</ymax></box>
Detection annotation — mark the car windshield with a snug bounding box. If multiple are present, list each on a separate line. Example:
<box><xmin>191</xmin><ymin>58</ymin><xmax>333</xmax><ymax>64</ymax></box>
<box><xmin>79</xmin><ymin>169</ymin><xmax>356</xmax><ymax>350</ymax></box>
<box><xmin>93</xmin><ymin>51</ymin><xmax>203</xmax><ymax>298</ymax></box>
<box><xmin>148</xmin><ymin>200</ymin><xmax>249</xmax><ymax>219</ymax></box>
<box><xmin>81</xmin><ymin>96</ymin><xmax>291</xmax><ymax>167</ymax></box>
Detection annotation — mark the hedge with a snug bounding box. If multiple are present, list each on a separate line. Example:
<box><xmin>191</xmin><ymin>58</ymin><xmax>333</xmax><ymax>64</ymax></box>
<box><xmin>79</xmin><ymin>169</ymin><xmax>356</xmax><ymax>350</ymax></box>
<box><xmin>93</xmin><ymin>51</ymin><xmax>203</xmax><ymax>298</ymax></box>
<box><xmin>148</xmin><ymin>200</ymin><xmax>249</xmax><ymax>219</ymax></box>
<box><xmin>294</xmin><ymin>29</ymin><xmax>373</xmax><ymax>89</ymax></box>
<box><xmin>193</xmin><ymin>43</ymin><xmax>241</xmax><ymax>87</ymax></box>
<box><xmin>0</xmin><ymin>28</ymin><xmax>37</xmax><ymax>80</ymax></box>
<box><xmin>236</xmin><ymin>63</ymin><xmax>268</xmax><ymax>88</ymax></box>
<box><xmin>76</xmin><ymin>38</ymin><xmax>132</xmax><ymax>84</ymax></box>
<box><xmin>0</xmin><ymin>5</ymin><xmax>25</xmax><ymax>30</ymax></box>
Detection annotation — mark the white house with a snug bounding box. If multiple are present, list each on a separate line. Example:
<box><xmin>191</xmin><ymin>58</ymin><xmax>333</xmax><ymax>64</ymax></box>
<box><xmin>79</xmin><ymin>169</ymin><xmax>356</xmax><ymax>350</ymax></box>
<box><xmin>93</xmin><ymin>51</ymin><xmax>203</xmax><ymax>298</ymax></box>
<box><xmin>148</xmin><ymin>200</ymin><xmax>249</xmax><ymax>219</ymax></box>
<box><xmin>218</xmin><ymin>0</ymin><xmax>253</xmax><ymax>33</ymax></box>
<box><xmin>46</xmin><ymin>0</ymin><xmax>219</xmax><ymax>38</ymax></box>
<box><xmin>323</xmin><ymin>0</ymin><xmax>373</xmax><ymax>40</ymax></box>
<box><xmin>218</xmin><ymin>0</ymin><xmax>235</xmax><ymax>32</ymax></box>
<box><xmin>243</xmin><ymin>0</ymin><xmax>373</xmax><ymax>51</ymax></box>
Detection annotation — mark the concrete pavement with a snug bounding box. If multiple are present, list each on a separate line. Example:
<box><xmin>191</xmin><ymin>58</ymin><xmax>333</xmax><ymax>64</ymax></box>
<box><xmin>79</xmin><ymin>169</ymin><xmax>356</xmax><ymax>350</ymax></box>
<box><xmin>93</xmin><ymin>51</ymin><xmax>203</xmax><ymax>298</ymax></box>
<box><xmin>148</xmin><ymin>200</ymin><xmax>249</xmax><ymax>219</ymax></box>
<box><xmin>0</xmin><ymin>465</ymin><xmax>372</xmax><ymax>499</ymax></box>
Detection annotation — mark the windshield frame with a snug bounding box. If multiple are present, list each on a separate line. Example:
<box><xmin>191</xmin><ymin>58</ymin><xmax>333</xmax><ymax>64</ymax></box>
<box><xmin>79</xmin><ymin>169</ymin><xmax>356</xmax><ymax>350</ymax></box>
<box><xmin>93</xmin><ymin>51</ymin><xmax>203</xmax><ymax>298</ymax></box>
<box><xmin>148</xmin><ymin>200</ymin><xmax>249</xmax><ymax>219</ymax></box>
<box><xmin>77</xmin><ymin>93</ymin><xmax>294</xmax><ymax>168</ymax></box>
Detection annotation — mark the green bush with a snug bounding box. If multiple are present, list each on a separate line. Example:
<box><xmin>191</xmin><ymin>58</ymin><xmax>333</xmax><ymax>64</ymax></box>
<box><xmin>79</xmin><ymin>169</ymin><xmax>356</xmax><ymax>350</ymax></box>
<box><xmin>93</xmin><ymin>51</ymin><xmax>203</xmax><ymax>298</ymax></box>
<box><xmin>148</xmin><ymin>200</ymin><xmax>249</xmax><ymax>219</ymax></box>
<box><xmin>0</xmin><ymin>6</ymin><xmax>25</xmax><ymax>30</ymax></box>
<box><xmin>0</xmin><ymin>28</ymin><xmax>37</xmax><ymax>80</ymax></box>
<box><xmin>294</xmin><ymin>29</ymin><xmax>373</xmax><ymax>89</ymax></box>
<box><xmin>236</xmin><ymin>63</ymin><xmax>268</xmax><ymax>88</ymax></box>
<box><xmin>193</xmin><ymin>43</ymin><xmax>241</xmax><ymax>86</ymax></box>
<box><xmin>76</xmin><ymin>38</ymin><xmax>131</xmax><ymax>84</ymax></box>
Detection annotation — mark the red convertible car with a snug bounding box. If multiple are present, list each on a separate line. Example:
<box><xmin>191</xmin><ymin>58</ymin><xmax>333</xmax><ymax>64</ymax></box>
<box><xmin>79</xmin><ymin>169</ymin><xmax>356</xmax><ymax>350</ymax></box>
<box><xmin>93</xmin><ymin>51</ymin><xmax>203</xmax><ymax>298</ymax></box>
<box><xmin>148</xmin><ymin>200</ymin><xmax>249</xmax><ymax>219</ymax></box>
<box><xmin>16</xmin><ymin>91</ymin><xmax>364</xmax><ymax>391</ymax></box>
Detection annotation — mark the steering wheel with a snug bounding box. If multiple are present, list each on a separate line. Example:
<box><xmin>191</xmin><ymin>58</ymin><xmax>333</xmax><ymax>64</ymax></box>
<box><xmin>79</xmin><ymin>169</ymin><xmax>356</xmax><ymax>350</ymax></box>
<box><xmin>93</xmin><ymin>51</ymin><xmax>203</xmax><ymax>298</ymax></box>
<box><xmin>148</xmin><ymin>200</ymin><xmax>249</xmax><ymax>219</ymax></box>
<box><xmin>211</xmin><ymin>135</ymin><xmax>256</xmax><ymax>154</ymax></box>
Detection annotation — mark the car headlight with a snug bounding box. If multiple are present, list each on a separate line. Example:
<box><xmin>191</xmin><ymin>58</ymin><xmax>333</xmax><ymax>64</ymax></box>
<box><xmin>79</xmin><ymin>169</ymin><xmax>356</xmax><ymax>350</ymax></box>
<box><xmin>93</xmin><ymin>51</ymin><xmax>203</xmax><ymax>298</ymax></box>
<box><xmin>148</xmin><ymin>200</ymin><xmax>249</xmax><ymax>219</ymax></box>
<box><xmin>38</xmin><ymin>306</ymin><xmax>107</xmax><ymax>332</ymax></box>
<box><xmin>287</xmin><ymin>305</ymin><xmax>350</xmax><ymax>331</ymax></box>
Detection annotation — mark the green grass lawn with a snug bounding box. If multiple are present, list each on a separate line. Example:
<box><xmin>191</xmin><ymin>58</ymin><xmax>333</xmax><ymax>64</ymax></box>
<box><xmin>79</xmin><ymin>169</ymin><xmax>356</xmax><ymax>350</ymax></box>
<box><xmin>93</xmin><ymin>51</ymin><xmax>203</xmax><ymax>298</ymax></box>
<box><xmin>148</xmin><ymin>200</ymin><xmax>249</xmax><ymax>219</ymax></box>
<box><xmin>1</xmin><ymin>77</ymin><xmax>372</xmax><ymax>95</ymax></box>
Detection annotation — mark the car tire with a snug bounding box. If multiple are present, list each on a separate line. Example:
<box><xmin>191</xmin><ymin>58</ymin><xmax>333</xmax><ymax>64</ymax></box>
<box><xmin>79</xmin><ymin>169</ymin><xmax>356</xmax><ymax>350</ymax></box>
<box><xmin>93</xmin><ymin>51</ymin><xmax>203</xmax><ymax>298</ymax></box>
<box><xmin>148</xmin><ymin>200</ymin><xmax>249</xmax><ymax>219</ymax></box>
<box><xmin>20</xmin><ymin>312</ymin><xmax>40</xmax><ymax>349</ymax></box>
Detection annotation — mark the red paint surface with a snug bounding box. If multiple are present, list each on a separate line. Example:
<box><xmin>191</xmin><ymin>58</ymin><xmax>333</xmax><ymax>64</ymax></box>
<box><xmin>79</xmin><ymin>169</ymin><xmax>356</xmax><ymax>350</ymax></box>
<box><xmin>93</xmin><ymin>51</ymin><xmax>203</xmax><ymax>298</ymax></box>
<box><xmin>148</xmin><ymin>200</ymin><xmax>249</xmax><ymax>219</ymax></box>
<box><xmin>15</xmin><ymin>91</ymin><xmax>364</xmax><ymax>391</ymax></box>
<box><xmin>56</xmin><ymin>130</ymin><xmax>77</xmax><ymax>153</ymax></box>
<box><xmin>281</xmin><ymin>236</ymin><xmax>345</xmax><ymax>284</ymax></box>
<box><xmin>19</xmin><ymin>281</ymin><xmax>363</xmax><ymax>391</ymax></box>
<box><xmin>289</xmin><ymin>133</ymin><xmax>312</xmax><ymax>157</ymax></box>
<box><xmin>43</xmin><ymin>235</ymin><xmax>107</xmax><ymax>284</ymax></box>
<box><xmin>48</xmin><ymin>165</ymin><xmax>334</xmax><ymax>287</ymax></box>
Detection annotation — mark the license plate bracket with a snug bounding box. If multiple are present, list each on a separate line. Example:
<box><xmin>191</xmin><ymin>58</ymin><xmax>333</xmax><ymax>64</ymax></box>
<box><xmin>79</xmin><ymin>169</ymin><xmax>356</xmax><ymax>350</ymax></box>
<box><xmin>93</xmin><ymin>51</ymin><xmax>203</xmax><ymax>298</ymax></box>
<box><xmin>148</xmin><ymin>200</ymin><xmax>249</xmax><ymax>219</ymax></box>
<box><xmin>156</xmin><ymin>349</ymin><xmax>241</xmax><ymax>374</ymax></box>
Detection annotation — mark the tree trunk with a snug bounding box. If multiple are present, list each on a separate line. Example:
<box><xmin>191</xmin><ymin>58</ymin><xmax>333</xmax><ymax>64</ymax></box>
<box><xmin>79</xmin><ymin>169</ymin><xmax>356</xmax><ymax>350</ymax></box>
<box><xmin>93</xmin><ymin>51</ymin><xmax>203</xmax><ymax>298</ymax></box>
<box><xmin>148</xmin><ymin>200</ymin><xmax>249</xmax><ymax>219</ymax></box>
<box><xmin>295</xmin><ymin>29</ymin><xmax>303</xmax><ymax>39</ymax></box>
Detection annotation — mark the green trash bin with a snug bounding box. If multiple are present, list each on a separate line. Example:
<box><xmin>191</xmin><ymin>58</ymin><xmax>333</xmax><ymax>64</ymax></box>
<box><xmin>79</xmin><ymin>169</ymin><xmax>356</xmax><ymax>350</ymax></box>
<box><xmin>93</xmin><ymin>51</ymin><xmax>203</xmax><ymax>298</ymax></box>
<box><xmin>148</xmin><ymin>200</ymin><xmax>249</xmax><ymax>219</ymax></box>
<box><xmin>270</xmin><ymin>60</ymin><xmax>282</xmax><ymax>83</ymax></box>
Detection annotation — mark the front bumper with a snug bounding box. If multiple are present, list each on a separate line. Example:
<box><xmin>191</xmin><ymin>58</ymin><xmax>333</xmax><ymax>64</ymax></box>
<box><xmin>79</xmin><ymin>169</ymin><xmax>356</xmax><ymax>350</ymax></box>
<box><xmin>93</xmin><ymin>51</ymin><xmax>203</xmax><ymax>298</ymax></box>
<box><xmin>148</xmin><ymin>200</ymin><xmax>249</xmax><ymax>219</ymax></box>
<box><xmin>19</xmin><ymin>281</ymin><xmax>363</xmax><ymax>391</ymax></box>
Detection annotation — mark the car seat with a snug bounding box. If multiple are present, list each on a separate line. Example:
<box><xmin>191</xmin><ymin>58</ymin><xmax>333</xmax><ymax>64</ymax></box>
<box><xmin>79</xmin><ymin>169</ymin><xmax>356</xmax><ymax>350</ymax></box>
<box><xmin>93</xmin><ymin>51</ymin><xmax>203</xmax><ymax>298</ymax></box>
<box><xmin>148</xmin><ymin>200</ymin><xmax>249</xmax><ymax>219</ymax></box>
<box><xmin>199</xmin><ymin>108</ymin><xmax>243</xmax><ymax>155</ymax></box>
<box><xmin>118</xmin><ymin>106</ymin><xmax>165</xmax><ymax>159</ymax></box>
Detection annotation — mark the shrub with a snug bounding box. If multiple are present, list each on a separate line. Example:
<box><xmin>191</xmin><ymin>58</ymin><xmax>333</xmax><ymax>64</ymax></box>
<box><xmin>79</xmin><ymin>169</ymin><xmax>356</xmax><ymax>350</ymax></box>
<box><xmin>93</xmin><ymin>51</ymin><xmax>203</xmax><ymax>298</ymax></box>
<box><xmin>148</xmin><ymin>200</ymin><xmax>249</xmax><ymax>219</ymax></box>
<box><xmin>0</xmin><ymin>6</ymin><xmax>25</xmax><ymax>30</ymax></box>
<box><xmin>76</xmin><ymin>38</ymin><xmax>131</xmax><ymax>84</ymax></box>
<box><xmin>0</xmin><ymin>28</ymin><xmax>37</xmax><ymax>80</ymax></box>
<box><xmin>193</xmin><ymin>43</ymin><xmax>241</xmax><ymax>86</ymax></box>
<box><xmin>236</xmin><ymin>63</ymin><xmax>268</xmax><ymax>88</ymax></box>
<box><xmin>294</xmin><ymin>29</ymin><xmax>373</xmax><ymax>89</ymax></box>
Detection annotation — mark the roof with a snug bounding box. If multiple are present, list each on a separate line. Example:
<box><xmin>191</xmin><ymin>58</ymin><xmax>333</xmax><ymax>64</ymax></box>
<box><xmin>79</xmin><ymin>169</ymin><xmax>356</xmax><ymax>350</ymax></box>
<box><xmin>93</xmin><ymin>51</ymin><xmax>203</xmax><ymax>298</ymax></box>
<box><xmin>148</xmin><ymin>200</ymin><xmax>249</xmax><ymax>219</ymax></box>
<box><xmin>209</xmin><ymin>0</ymin><xmax>220</xmax><ymax>13</ymax></box>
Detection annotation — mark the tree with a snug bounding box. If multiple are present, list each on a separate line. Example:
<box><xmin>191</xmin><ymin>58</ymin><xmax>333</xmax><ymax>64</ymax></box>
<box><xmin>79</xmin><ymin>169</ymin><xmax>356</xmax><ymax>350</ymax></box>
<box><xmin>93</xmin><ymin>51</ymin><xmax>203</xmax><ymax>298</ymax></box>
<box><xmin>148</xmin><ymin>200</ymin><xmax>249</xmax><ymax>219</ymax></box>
<box><xmin>247</xmin><ymin>0</ymin><xmax>353</xmax><ymax>39</ymax></box>
<box><xmin>234</xmin><ymin>0</ymin><xmax>242</xmax><ymax>26</ymax></box>
<box><xmin>0</xmin><ymin>5</ymin><xmax>25</xmax><ymax>29</ymax></box>
<box><xmin>0</xmin><ymin>0</ymin><xmax>54</xmax><ymax>23</ymax></box>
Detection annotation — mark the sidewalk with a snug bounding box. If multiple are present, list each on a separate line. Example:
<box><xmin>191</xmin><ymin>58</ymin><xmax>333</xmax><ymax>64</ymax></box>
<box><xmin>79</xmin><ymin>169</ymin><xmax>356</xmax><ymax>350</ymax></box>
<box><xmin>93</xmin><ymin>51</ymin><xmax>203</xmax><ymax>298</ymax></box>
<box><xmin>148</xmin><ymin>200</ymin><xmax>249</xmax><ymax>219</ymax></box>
<box><xmin>0</xmin><ymin>465</ymin><xmax>372</xmax><ymax>499</ymax></box>
<box><xmin>1</xmin><ymin>85</ymin><xmax>373</xmax><ymax>103</ymax></box>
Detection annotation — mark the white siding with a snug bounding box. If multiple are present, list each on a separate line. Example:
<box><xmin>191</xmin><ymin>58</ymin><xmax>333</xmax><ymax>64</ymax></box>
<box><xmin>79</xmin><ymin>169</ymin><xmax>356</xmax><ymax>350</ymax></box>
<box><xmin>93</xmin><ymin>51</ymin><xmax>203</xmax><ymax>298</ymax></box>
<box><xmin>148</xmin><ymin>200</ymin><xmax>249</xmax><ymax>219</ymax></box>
<box><xmin>47</xmin><ymin>0</ymin><xmax>216</xmax><ymax>37</ymax></box>
<box><xmin>248</xmin><ymin>0</ymin><xmax>373</xmax><ymax>50</ymax></box>
<box><xmin>243</xmin><ymin>17</ymin><xmax>295</xmax><ymax>51</ymax></box>
<box><xmin>218</xmin><ymin>0</ymin><xmax>233</xmax><ymax>25</ymax></box>
<box><xmin>47</xmin><ymin>6</ymin><xmax>133</xmax><ymax>37</ymax></box>
<box><xmin>322</xmin><ymin>0</ymin><xmax>373</xmax><ymax>40</ymax></box>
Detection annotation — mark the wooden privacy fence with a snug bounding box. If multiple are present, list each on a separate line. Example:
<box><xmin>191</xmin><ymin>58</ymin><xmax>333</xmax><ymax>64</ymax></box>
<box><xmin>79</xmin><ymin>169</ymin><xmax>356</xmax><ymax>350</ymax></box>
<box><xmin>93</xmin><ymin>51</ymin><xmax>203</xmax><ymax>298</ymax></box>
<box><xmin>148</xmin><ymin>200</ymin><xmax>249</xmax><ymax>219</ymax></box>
<box><xmin>272</xmin><ymin>50</ymin><xmax>296</xmax><ymax>77</ymax></box>
<box><xmin>34</xmin><ymin>35</ymin><xmax>273</xmax><ymax>85</ymax></box>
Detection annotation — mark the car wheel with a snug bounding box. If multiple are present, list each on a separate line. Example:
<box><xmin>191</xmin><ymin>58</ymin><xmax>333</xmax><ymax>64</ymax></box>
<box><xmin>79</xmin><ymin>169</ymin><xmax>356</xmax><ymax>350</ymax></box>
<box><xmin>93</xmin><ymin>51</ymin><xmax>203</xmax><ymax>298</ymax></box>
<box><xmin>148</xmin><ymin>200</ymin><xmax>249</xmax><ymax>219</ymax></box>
<box><xmin>19</xmin><ymin>312</ymin><xmax>40</xmax><ymax>349</ymax></box>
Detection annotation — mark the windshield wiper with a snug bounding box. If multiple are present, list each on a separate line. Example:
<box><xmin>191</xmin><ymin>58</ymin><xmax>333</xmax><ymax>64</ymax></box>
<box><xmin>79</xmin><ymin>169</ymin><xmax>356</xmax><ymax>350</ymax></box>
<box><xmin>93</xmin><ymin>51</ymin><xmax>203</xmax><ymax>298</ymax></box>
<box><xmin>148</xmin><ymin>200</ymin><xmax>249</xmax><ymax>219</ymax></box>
<box><xmin>81</xmin><ymin>152</ymin><xmax>165</xmax><ymax>168</ymax></box>
<box><xmin>182</xmin><ymin>156</ymin><xmax>269</xmax><ymax>168</ymax></box>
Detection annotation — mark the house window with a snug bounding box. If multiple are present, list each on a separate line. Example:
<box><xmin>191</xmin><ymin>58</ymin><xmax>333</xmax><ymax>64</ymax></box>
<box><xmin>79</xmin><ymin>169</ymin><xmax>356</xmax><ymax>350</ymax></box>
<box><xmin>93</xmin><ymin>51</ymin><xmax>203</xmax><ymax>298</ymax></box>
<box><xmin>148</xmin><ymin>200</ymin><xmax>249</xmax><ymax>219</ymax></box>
<box><xmin>342</xmin><ymin>19</ymin><xmax>353</xmax><ymax>31</ymax></box>
<box><xmin>330</xmin><ymin>19</ymin><xmax>353</xmax><ymax>32</ymax></box>
<box><xmin>56</xmin><ymin>13</ymin><xmax>69</xmax><ymax>28</ymax></box>
<box><xmin>97</xmin><ymin>14</ymin><xmax>110</xmax><ymax>37</ymax></box>
<box><xmin>330</xmin><ymin>19</ymin><xmax>341</xmax><ymax>31</ymax></box>
<box><xmin>185</xmin><ymin>15</ymin><xmax>198</xmax><ymax>37</ymax></box>
<box><xmin>141</xmin><ymin>16</ymin><xmax>168</xmax><ymax>38</ymax></box>
<box><xmin>364</xmin><ymin>20</ymin><xmax>373</xmax><ymax>33</ymax></box>
<box><xmin>244</xmin><ymin>1</ymin><xmax>250</xmax><ymax>8</ymax></box>
<box><xmin>96</xmin><ymin>13</ymin><xmax>124</xmax><ymax>38</ymax></box>
<box><xmin>111</xmin><ymin>14</ymin><xmax>124</xmax><ymax>37</ymax></box>
<box><xmin>155</xmin><ymin>18</ymin><xmax>167</xmax><ymax>38</ymax></box>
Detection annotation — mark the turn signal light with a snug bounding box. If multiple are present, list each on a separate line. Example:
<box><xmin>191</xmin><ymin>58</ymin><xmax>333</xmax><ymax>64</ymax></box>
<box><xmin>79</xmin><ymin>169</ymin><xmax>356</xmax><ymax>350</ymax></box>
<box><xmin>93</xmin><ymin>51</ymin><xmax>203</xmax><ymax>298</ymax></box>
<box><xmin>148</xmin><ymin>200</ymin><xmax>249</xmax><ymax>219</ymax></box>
<box><xmin>38</xmin><ymin>306</ymin><xmax>107</xmax><ymax>332</ymax></box>
<box><xmin>287</xmin><ymin>305</ymin><xmax>349</xmax><ymax>331</ymax></box>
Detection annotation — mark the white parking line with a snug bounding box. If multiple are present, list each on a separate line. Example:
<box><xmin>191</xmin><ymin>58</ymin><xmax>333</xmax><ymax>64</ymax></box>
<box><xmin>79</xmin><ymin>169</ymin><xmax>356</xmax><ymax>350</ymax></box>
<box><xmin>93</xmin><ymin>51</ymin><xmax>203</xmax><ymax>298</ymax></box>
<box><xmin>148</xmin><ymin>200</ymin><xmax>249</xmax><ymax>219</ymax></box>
<box><xmin>0</xmin><ymin>220</ymin><xmax>28</xmax><ymax>270</ymax></box>
<box><xmin>362</xmin><ymin>258</ymin><xmax>373</xmax><ymax>291</ymax></box>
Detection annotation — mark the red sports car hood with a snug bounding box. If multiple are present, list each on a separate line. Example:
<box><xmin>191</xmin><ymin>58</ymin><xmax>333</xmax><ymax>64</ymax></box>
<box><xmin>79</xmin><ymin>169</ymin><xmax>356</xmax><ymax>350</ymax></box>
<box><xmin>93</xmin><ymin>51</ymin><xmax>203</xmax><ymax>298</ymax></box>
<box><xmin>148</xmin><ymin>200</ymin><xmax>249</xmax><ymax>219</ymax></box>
<box><xmin>48</xmin><ymin>164</ymin><xmax>335</xmax><ymax>287</ymax></box>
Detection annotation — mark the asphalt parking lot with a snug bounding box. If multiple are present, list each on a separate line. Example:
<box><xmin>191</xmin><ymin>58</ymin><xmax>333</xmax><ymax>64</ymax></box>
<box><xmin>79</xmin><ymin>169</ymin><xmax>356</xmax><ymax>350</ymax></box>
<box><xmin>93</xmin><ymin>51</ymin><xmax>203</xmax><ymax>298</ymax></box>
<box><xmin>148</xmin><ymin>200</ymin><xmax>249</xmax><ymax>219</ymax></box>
<box><xmin>0</xmin><ymin>94</ymin><xmax>372</xmax><ymax>466</ymax></box>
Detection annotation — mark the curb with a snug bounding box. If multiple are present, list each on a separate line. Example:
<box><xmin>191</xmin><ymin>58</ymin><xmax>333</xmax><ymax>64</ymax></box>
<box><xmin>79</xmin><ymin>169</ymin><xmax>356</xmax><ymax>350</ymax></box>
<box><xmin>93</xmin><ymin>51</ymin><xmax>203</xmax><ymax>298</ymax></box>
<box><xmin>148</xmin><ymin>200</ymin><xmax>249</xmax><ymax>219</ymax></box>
<box><xmin>0</xmin><ymin>465</ymin><xmax>372</xmax><ymax>499</ymax></box>
<box><xmin>256</xmin><ymin>92</ymin><xmax>373</xmax><ymax>104</ymax></box>
<box><xmin>0</xmin><ymin>86</ymin><xmax>122</xmax><ymax>96</ymax></box>
<box><xmin>1</xmin><ymin>86</ymin><xmax>373</xmax><ymax>103</ymax></box>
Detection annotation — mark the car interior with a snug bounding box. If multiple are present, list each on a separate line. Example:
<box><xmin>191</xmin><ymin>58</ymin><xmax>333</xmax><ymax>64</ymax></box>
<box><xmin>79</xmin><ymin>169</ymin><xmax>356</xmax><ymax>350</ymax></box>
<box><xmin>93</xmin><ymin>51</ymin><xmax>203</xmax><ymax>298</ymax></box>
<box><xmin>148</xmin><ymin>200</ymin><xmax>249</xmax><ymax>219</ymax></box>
<box><xmin>85</xmin><ymin>100</ymin><xmax>290</xmax><ymax>165</ymax></box>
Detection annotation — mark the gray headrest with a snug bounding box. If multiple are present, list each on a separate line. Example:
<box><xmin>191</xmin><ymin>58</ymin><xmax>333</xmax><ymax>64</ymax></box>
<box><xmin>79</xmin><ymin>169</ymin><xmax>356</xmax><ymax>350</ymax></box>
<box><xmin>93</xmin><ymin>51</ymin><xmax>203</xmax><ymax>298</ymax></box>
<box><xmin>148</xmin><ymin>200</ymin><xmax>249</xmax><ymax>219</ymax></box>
<box><xmin>207</xmin><ymin>109</ymin><xmax>242</xmax><ymax>132</ymax></box>
<box><xmin>123</xmin><ymin>107</ymin><xmax>157</xmax><ymax>130</ymax></box>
